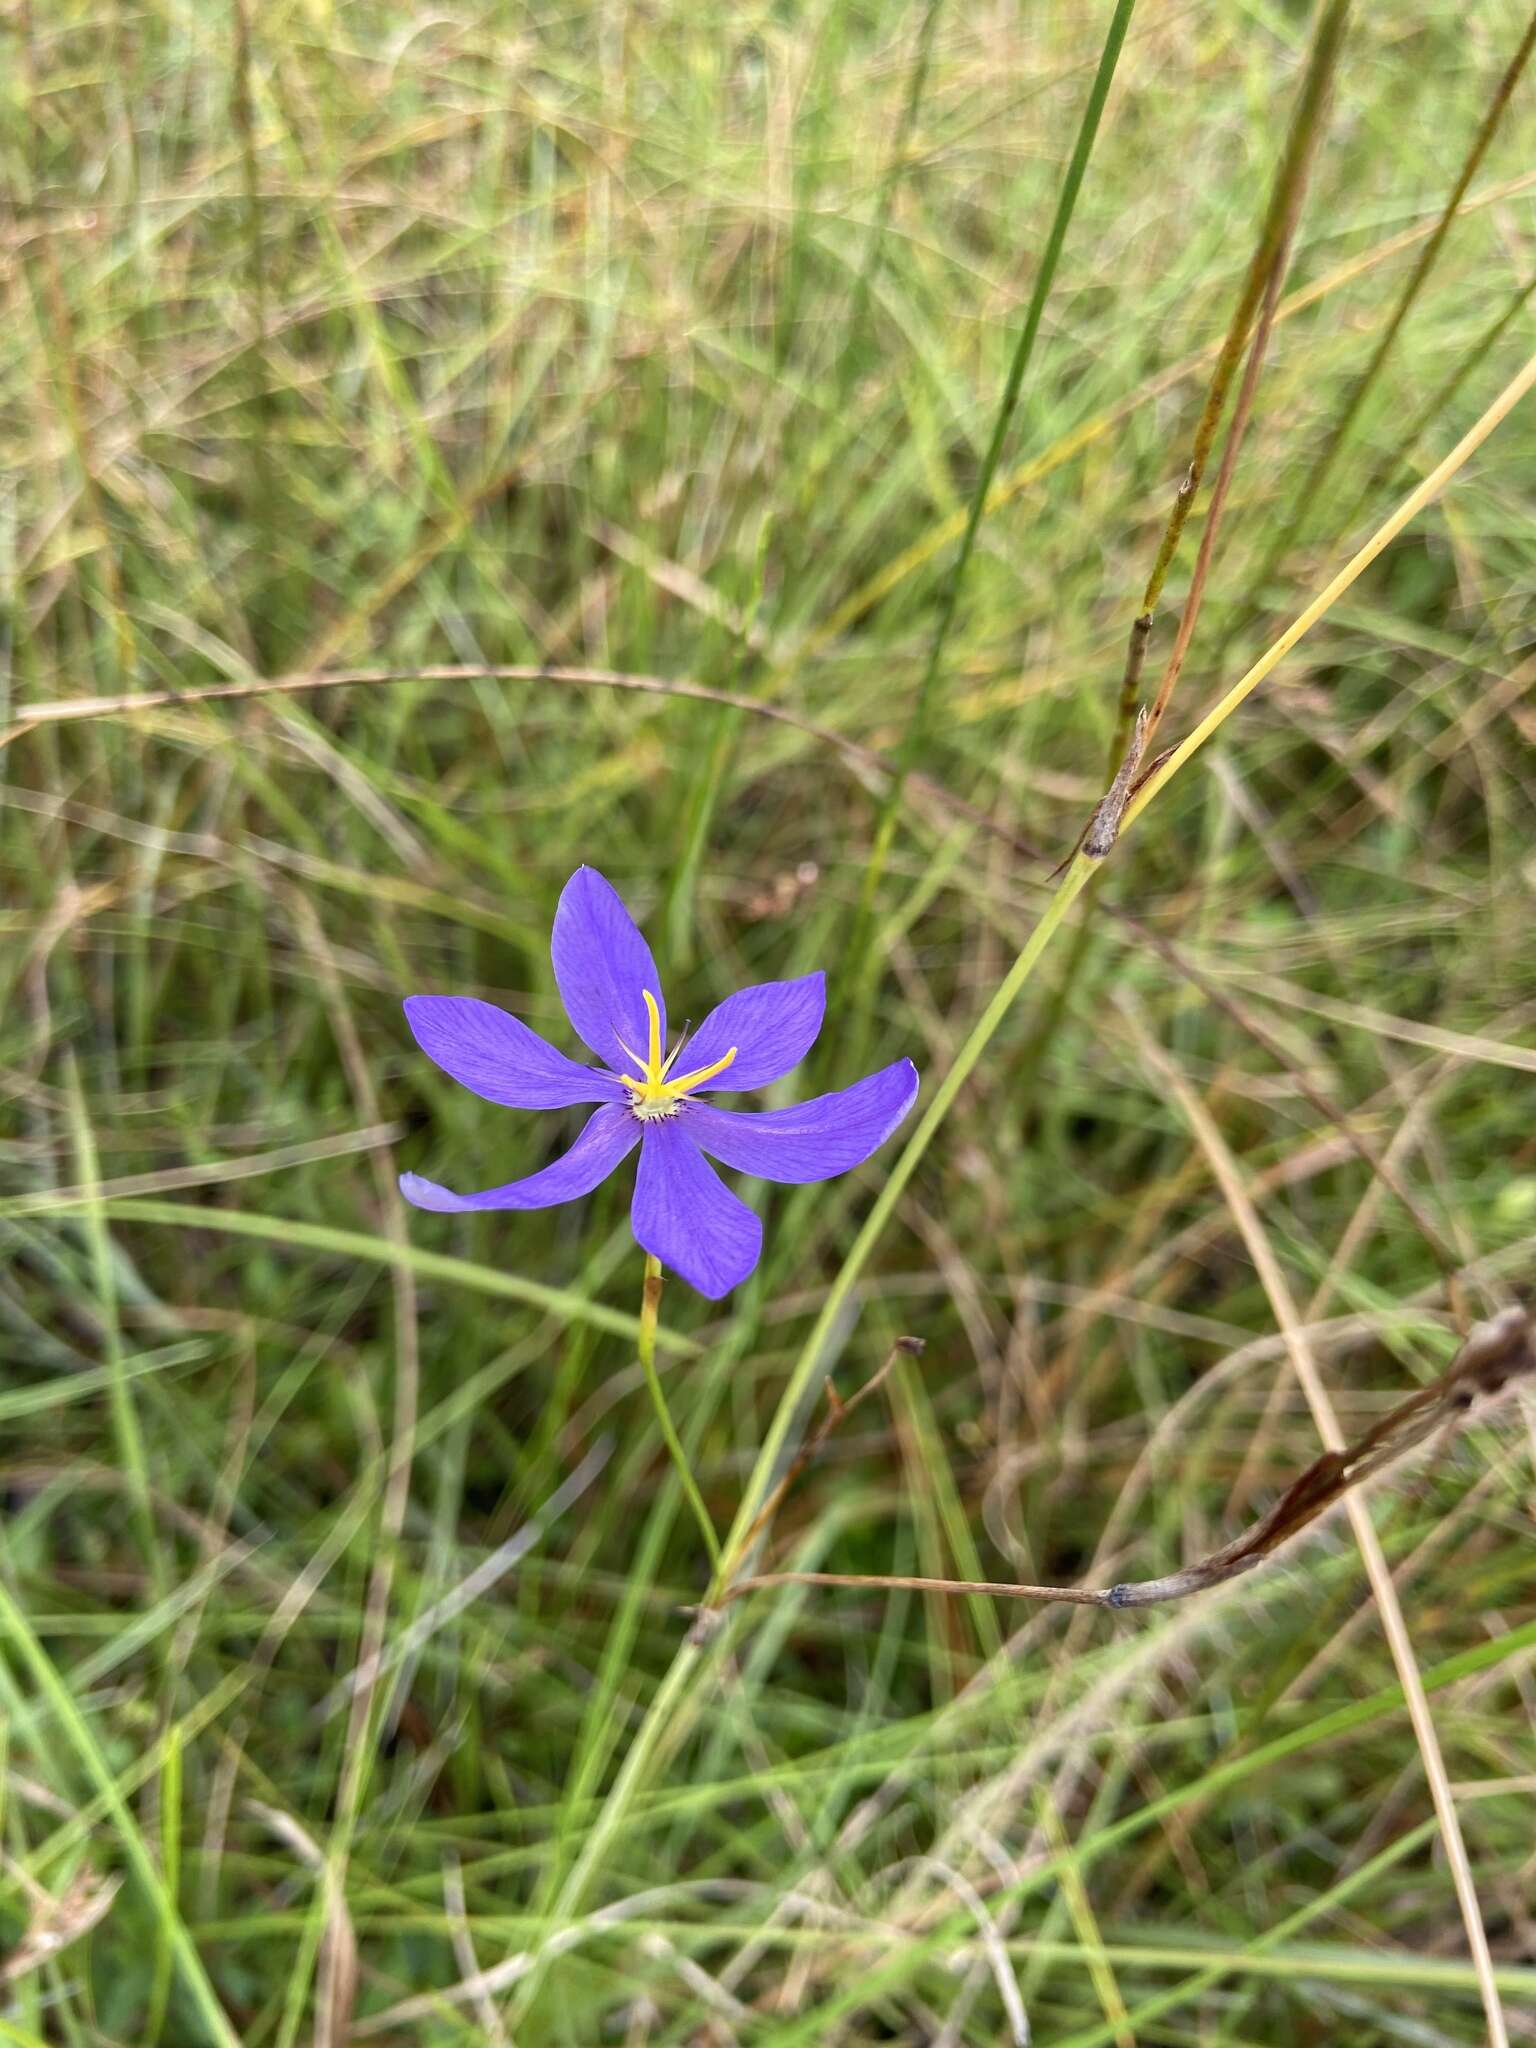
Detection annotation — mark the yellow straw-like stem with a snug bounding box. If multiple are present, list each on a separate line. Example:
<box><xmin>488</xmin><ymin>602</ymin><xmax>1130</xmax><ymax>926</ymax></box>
<box><xmin>1123</xmin><ymin>343</ymin><xmax>1536</xmax><ymax>834</ymax></box>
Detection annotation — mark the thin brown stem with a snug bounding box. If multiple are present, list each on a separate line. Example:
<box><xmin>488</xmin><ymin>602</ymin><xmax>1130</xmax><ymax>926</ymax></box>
<box><xmin>1141</xmin><ymin>193</ymin><xmax>1295</xmax><ymax>748</ymax></box>
<box><xmin>707</xmin><ymin>1308</ymin><xmax>1531</xmax><ymax>1615</ymax></box>
<box><xmin>1108</xmin><ymin>0</ymin><xmax>1351</xmax><ymax>766</ymax></box>
<box><xmin>2</xmin><ymin>660</ymin><xmax>893</xmax><ymax>766</ymax></box>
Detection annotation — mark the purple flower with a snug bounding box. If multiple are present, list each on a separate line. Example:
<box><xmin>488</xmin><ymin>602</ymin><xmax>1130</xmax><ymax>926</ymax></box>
<box><xmin>399</xmin><ymin>866</ymin><xmax>918</xmax><ymax>1299</ymax></box>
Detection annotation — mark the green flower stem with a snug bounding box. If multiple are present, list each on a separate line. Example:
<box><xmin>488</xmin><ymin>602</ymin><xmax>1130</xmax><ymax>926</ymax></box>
<box><xmin>637</xmin><ymin>1253</ymin><xmax>722</xmax><ymax>1570</ymax></box>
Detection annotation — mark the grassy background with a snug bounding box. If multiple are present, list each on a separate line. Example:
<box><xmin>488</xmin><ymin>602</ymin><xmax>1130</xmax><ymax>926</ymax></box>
<box><xmin>4</xmin><ymin>1</ymin><xmax>1536</xmax><ymax>2040</ymax></box>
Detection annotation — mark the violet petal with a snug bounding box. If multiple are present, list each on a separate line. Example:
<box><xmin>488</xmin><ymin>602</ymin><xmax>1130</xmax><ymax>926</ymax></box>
<box><xmin>550</xmin><ymin>866</ymin><xmax>666</xmax><ymax>1067</ymax></box>
<box><xmin>676</xmin><ymin>972</ymin><xmax>826</xmax><ymax>1092</ymax></box>
<box><xmin>682</xmin><ymin>1058</ymin><xmax>918</xmax><ymax>1184</ymax></box>
<box><xmin>631</xmin><ymin>1122</ymin><xmax>763</xmax><ymax>1299</ymax></box>
<box><xmin>404</xmin><ymin>995</ymin><xmax>627</xmax><ymax>1109</ymax></box>
<box><xmin>400</xmin><ymin>1103</ymin><xmax>638</xmax><ymax>1212</ymax></box>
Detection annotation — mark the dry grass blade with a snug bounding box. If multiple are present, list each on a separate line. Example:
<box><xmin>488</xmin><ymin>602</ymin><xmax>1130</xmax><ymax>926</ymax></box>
<box><xmin>0</xmin><ymin>1866</ymin><xmax>123</xmax><ymax>1984</ymax></box>
<box><xmin>0</xmin><ymin>661</ymin><xmax>889</xmax><ymax>782</ymax></box>
<box><xmin>442</xmin><ymin>1856</ymin><xmax>512</xmax><ymax>2048</ymax></box>
<box><xmin>247</xmin><ymin>1803</ymin><xmax>359</xmax><ymax>2048</ymax></box>
<box><xmin>909</xmin><ymin>1856</ymin><xmax>1031</xmax><ymax>2045</ymax></box>
<box><xmin>1123</xmin><ymin>1002</ymin><xmax>1514</xmax><ymax>2048</ymax></box>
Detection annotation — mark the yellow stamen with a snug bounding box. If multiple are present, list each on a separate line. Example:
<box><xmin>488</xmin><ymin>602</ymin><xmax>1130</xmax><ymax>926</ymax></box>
<box><xmin>666</xmin><ymin>1045</ymin><xmax>738</xmax><ymax>1093</ymax></box>
<box><xmin>643</xmin><ymin>989</ymin><xmax>663</xmax><ymax>1078</ymax></box>
<box><xmin>615</xmin><ymin>990</ymin><xmax>738</xmax><ymax>1117</ymax></box>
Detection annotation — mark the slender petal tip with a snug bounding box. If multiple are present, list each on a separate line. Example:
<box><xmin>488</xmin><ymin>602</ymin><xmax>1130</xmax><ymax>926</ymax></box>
<box><xmin>398</xmin><ymin>1105</ymin><xmax>640</xmax><ymax>1213</ymax></box>
<box><xmin>682</xmin><ymin>1056</ymin><xmax>918</xmax><ymax>1184</ymax></box>
<box><xmin>550</xmin><ymin>866</ymin><xmax>666</xmax><ymax>1066</ymax></box>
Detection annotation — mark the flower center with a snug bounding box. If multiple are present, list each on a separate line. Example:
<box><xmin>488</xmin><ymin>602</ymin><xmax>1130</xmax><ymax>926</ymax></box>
<box><xmin>617</xmin><ymin>989</ymin><xmax>736</xmax><ymax>1121</ymax></box>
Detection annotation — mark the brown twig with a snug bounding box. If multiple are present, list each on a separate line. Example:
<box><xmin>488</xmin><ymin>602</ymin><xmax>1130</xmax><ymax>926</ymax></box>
<box><xmin>3</xmin><ymin>655</ymin><xmax>1053</xmax><ymax>869</ymax></box>
<box><xmin>705</xmin><ymin>1306</ymin><xmax>1532</xmax><ymax>1615</ymax></box>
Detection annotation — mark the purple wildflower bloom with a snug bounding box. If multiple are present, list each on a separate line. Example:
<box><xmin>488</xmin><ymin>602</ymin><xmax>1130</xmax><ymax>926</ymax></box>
<box><xmin>399</xmin><ymin>866</ymin><xmax>918</xmax><ymax>1299</ymax></box>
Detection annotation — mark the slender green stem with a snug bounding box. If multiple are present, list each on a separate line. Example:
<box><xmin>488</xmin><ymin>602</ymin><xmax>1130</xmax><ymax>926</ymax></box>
<box><xmin>64</xmin><ymin>1058</ymin><xmax>167</xmax><ymax>1607</ymax></box>
<box><xmin>845</xmin><ymin>0</ymin><xmax>1139</xmax><ymax>992</ymax></box>
<box><xmin>637</xmin><ymin>1254</ymin><xmax>722</xmax><ymax>1570</ymax></box>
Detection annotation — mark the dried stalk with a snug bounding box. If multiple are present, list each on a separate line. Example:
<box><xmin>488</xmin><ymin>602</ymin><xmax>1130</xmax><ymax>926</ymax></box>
<box><xmin>1107</xmin><ymin>0</ymin><xmax>1352</xmax><ymax>765</ymax></box>
<box><xmin>707</xmin><ymin>1306</ymin><xmax>1533</xmax><ymax>1615</ymax></box>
